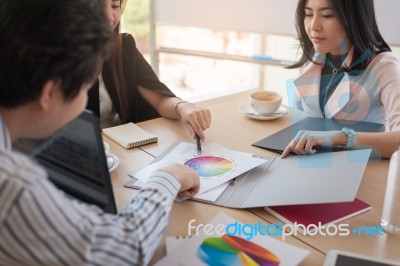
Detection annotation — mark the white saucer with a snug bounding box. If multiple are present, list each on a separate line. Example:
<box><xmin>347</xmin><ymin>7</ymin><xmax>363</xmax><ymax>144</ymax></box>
<box><xmin>239</xmin><ymin>103</ymin><xmax>286</xmax><ymax>120</ymax></box>
<box><xmin>106</xmin><ymin>153</ymin><xmax>120</xmax><ymax>172</ymax></box>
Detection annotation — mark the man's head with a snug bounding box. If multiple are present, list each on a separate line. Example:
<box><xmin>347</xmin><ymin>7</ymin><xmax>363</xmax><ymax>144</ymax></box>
<box><xmin>0</xmin><ymin>0</ymin><xmax>113</xmax><ymax>108</ymax></box>
<box><xmin>0</xmin><ymin>0</ymin><xmax>113</xmax><ymax>139</ymax></box>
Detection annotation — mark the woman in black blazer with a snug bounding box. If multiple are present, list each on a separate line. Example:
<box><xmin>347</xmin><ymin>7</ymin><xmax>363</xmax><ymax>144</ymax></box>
<box><xmin>87</xmin><ymin>0</ymin><xmax>211</xmax><ymax>140</ymax></box>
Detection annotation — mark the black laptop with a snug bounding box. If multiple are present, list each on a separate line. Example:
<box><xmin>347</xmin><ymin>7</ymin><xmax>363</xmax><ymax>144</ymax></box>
<box><xmin>252</xmin><ymin>116</ymin><xmax>385</xmax><ymax>154</ymax></box>
<box><xmin>15</xmin><ymin>110</ymin><xmax>117</xmax><ymax>214</ymax></box>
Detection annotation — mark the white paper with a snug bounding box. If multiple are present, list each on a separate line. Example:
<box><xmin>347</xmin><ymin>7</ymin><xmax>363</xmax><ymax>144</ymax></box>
<box><xmin>130</xmin><ymin>142</ymin><xmax>267</xmax><ymax>194</ymax></box>
<box><xmin>157</xmin><ymin>212</ymin><xmax>310</xmax><ymax>266</ymax></box>
<box><xmin>129</xmin><ymin>160</ymin><xmax>170</xmax><ymax>183</ymax></box>
<box><xmin>165</xmin><ymin>236</ymin><xmax>193</xmax><ymax>255</ymax></box>
<box><xmin>128</xmin><ymin>167</ymin><xmax>230</xmax><ymax>203</ymax></box>
<box><xmin>193</xmin><ymin>182</ymin><xmax>230</xmax><ymax>202</ymax></box>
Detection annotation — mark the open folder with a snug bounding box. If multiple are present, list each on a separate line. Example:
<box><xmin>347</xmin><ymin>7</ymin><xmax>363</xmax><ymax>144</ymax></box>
<box><xmin>252</xmin><ymin>117</ymin><xmax>384</xmax><ymax>154</ymax></box>
<box><xmin>125</xmin><ymin>141</ymin><xmax>371</xmax><ymax>208</ymax></box>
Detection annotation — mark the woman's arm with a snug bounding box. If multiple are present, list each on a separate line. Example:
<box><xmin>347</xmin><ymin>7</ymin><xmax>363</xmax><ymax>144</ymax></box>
<box><xmin>355</xmin><ymin>131</ymin><xmax>400</xmax><ymax>158</ymax></box>
<box><xmin>138</xmin><ymin>86</ymin><xmax>211</xmax><ymax>140</ymax></box>
<box><xmin>119</xmin><ymin>34</ymin><xmax>211</xmax><ymax>139</ymax></box>
<box><xmin>281</xmin><ymin>130</ymin><xmax>400</xmax><ymax>159</ymax></box>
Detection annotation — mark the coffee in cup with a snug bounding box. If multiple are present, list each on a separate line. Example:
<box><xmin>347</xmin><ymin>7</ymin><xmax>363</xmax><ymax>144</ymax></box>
<box><xmin>250</xmin><ymin>91</ymin><xmax>282</xmax><ymax>115</ymax></box>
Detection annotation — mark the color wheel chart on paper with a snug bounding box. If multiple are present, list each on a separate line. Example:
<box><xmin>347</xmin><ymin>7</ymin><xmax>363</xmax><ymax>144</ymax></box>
<box><xmin>184</xmin><ymin>156</ymin><xmax>234</xmax><ymax>178</ymax></box>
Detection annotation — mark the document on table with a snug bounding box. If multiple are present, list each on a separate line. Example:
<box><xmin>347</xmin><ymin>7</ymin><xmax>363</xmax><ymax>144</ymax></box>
<box><xmin>129</xmin><ymin>142</ymin><xmax>267</xmax><ymax>195</ymax></box>
<box><xmin>156</xmin><ymin>212</ymin><xmax>310</xmax><ymax>266</ymax></box>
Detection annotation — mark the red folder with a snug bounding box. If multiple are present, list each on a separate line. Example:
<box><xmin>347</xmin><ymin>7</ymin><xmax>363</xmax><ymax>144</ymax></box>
<box><xmin>264</xmin><ymin>198</ymin><xmax>371</xmax><ymax>234</ymax></box>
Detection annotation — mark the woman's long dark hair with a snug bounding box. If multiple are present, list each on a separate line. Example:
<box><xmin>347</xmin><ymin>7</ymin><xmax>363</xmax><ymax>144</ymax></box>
<box><xmin>104</xmin><ymin>0</ymin><xmax>129</xmax><ymax>123</ymax></box>
<box><xmin>289</xmin><ymin>0</ymin><xmax>390</xmax><ymax>71</ymax></box>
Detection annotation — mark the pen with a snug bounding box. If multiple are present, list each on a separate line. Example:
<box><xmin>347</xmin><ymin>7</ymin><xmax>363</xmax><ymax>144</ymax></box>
<box><xmin>196</xmin><ymin>134</ymin><xmax>202</xmax><ymax>155</ymax></box>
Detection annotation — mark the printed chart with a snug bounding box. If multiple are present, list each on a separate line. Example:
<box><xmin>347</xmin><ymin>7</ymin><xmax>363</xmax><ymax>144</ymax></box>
<box><xmin>130</xmin><ymin>142</ymin><xmax>267</xmax><ymax>195</ymax></box>
<box><xmin>184</xmin><ymin>156</ymin><xmax>234</xmax><ymax>178</ymax></box>
<box><xmin>198</xmin><ymin>234</ymin><xmax>280</xmax><ymax>266</ymax></box>
<box><xmin>154</xmin><ymin>213</ymin><xmax>310</xmax><ymax>266</ymax></box>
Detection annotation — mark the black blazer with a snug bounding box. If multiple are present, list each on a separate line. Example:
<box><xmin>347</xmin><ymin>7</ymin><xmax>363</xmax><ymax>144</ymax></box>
<box><xmin>87</xmin><ymin>33</ymin><xmax>175</xmax><ymax>123</ymax></box>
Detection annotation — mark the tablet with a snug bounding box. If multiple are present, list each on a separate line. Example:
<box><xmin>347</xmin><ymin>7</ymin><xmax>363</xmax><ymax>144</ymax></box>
<box><xmin>324</xmin><ymin>249</ymin><xmax>400</xmax><ymax>266</ymax></box>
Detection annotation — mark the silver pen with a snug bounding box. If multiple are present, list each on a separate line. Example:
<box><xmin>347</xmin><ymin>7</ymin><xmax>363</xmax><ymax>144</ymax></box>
<box><xmin>196</xmin><ymin>134</ymin><xmax>202</xmax><ymax>155</ymax></box>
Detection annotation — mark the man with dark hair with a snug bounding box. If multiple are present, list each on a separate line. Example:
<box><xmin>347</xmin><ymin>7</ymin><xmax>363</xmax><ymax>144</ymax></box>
<box><xmin>0</xmin><ymin>0</ymin><xmax>199</xmax><ymax>265</ymax></box>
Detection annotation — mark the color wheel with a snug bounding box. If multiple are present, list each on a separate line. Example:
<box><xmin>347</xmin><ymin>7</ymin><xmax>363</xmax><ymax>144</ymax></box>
<box><xmin>184</xmin><ymin>156</ymin><xmax>234</xmax><ymax>177</ymax></box>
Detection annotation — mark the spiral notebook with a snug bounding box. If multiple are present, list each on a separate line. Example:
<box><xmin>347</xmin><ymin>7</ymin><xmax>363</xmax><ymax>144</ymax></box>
<box><xmin>102</xmin><ymin>122</ymin><xmax>157</xmax><ymax>149</ymax></box>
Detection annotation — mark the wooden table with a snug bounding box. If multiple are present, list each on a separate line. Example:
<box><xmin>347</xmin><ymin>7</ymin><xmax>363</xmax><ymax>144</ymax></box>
<box><xmin>104</xmin><ymin>135</ymin><xmax>154</xmax><ymax>209</ymax></box>
<box><xmin>109</xmin><ymin>90</ymin><xmax>399</xmax><ymax>265</ymax></box>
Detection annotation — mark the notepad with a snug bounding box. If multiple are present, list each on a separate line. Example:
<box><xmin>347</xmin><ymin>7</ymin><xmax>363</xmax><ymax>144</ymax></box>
<box><xmin>264</xmin><ymin>198</ymin><xmax>371</xmax><ymax>234</ymax></box>
<box><xmin>102</xmin><ymin>123</ymin><xmax>157</xmax><ymax>149</ymax></box>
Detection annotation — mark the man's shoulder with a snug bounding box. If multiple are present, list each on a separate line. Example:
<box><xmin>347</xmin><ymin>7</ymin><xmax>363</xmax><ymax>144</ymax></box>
<box><xmin>0</xmin><ymin>150</ymin><xmax>47</xmax><ymax>226</ymax></box>
<box><xmin>0</xmin><ymin>149</ymin><xmax>46</xmax><ymax>186</ymax></box>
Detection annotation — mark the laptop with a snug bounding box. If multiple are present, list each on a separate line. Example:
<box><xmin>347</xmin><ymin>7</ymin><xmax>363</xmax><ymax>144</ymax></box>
<box><xmin>14</xmin><ymin>110</ymin><xmax>117</xmax><ymax>214</ymax></box>
<box><xmin>252</xmin><ymin>117</ymin><xmax>384</xmax><ymax>154</ymax></box>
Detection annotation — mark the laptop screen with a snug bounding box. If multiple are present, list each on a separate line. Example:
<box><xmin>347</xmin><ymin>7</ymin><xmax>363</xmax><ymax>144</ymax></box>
<box><xmin>15</xmin><ymin>110</ymin><xmax>117</xmax><ymax>214</ymax></box>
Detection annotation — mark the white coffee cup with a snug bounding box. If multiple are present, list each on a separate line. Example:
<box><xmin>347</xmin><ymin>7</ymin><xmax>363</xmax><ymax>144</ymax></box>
<box><xmin>103</xmin><ymin>141</ymin><xmax>110</xmax><ymax>154</ymax></box>
<box><xmin>250</xmin><ymin>91</ymin><xmax>282</xmax><ymax>115</ymax></box>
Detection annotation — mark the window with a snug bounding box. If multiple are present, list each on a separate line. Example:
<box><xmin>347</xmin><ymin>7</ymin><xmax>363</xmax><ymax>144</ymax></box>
<box><xmin>121</xmin><ymin>0</ymin><xmax>300</xmax><ymax>104</ymax></box>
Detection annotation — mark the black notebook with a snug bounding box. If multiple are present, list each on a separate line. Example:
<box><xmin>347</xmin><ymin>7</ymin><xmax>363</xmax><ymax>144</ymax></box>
<box><xmin>252</xmin><ymin>117</ymin><xmax>384</xmax><ymax>154</ymax></box>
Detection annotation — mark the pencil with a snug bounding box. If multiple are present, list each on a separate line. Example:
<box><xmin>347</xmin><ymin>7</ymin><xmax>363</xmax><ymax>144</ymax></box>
<box><xmin>196</xmin><ymin>135</ymin><xmax>202</xmax><ymax>155</ymax></box>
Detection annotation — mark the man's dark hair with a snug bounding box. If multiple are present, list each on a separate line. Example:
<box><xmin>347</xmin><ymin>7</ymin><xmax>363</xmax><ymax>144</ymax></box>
<box><xmin>289</xmin><ymin>0</ymin><xmax>390</xmax><ymax>71</ymax></box>
<box><xmin>0</xmin><ymin>0</ymin><xmax>113</xmax><ymax>108</ymax></box>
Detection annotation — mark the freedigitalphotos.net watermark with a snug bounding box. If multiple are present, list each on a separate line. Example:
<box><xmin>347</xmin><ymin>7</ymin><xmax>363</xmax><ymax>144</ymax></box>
<box><xmin>188</xmin><ymin>219</ymin><xmax>384</xmax><ymax>241</ymax></box>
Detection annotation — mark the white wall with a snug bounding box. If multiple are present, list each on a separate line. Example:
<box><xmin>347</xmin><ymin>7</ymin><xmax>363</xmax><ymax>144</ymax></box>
<box><xmin>155</xmin><ymin>0</ymin><xmax>400</xmax><ymax>45</ymax></box>
<box><xmin>156</xmin><ymin>0</ymin><xmax>297</xmax><ymax>36</ymax></box>
<box><xmin>375</xmin><ymin>0</ymin><xmax>400</xmax><ymax>46</ymax></box>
